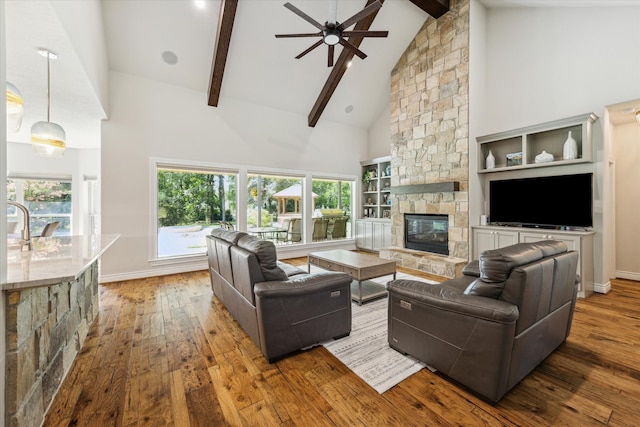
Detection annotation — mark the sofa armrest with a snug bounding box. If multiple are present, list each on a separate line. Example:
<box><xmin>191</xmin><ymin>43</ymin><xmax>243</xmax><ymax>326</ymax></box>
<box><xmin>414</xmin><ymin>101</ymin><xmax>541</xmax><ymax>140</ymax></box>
<box><xmin>254</xmin><ymin>271</ymin><xmax>353</xmax><ymax>362</ymax></box>
<box><xmin>254</xmin><ymin>271</ymin><xmax>352</xmax><ymax>297</ymax></box>
<box><xmin>461</xmin><ymin>260</ymin><xmax>480</xmax><ymax>277</ymax></box>
<box><xmin>387</xmin><ymin>279</ymin><xmax>519</xmax><ymax>323</ymax></box>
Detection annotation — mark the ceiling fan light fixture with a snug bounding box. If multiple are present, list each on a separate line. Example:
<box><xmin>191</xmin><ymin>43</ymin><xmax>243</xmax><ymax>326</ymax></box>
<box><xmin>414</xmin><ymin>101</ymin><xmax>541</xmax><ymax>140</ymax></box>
<box><xmin>6</xmin><ymin>81</ymin><xmax>24</xmax><ymax>133</ymax></box>
<box><xmin>31</xmin><ymin>48</ymin><xmax>66</xmax><ymax>158</ymax></box>
<box><xmin>323</xmin><ymin>27</ymin><xmax>341</xmax><ymax>46</ymax></box>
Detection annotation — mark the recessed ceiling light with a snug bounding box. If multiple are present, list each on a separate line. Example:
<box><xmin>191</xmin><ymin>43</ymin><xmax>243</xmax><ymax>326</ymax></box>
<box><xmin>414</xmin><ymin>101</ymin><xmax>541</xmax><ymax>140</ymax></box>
<box><xmin>345</xmin><ymin>105</ymin><xmax>354</xmax><ymax>114</ymax></box>
<box><xmin>162</xmin><ymin>50</ymin><xmax>178</xmax><ymax>65</ymax></box>
<box><xmin>194</xmin><ymin>0</ymin><xmax>206</xmax><ymax>9</ymax></box>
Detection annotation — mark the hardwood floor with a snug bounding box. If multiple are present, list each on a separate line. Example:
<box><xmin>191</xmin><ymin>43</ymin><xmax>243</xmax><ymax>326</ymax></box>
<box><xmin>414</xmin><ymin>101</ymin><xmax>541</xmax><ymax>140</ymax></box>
<box><xmin>43</xmin><ymin>261</ymin><xmax>640</xmax><ymax>426</ymax></box>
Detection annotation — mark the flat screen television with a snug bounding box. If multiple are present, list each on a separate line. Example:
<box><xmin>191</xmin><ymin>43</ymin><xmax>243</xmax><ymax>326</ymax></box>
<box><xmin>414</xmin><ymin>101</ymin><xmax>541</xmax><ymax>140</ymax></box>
<box><xmin>489</xmin><ymin>173</ymin><xmax>593</xmax><ymax>229</ymax></box>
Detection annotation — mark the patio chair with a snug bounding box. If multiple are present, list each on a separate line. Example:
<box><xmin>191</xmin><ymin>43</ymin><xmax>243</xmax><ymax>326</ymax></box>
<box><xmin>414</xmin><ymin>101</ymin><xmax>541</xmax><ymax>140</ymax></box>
<box><xmin>329</xmin><ymin>216</ymin><xmax>348</xmax><ymax>239</ymax></box>
<box><xmin>38</xmin><ymin>221</ymin><xmax>60</xmax><ymax>237</ymax></box>
<box><xmin>276</xmin><ymin>218</ymin><xmax>291</xmax><ymax>242</ymax></box>
<box><xmin>287</xmin><ymin>218</ymin><xmax>302</xmax><ymax>243</ymax></box>
<box><xmin>312</xmin><ymin>218</ymin><xmax>329</xmax><ymax>241</ymax></box>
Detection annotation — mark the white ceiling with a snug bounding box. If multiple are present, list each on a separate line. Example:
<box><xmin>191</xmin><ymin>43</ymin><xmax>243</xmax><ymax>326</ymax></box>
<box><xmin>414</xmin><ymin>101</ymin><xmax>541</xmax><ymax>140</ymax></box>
<box><xmin>5</xmin><ymin>0</ymin><xmax>640</xmax><ymax>150</ymax></box>
<box><xmin>5</xmin><ymin>0</ymin><xmax>427</xmax><ymax>149</ymax></box>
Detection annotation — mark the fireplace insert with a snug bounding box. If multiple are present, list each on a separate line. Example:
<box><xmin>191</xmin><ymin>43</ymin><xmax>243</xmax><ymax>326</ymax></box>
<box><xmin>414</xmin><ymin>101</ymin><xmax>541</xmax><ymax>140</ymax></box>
<box><xmin>404</xmin><ymin>214</ymin><xmax>449</xmax><ymax>255</ymax></box>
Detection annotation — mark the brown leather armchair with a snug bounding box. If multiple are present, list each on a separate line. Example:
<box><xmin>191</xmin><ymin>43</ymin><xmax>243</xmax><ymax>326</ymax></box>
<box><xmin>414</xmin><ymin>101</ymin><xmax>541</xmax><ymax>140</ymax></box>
<box><xmin>387</xmin><ymin>240</ymin><xmax>579</xmax><ymax>402</ymax></box>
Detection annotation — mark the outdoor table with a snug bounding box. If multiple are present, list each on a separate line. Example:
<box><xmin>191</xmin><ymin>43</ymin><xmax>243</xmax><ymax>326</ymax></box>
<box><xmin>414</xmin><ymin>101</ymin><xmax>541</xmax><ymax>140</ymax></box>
<box><xmin>247</xmin><ymin>226</ymin><xmax>287</xmax><ymax>240</ymax></box>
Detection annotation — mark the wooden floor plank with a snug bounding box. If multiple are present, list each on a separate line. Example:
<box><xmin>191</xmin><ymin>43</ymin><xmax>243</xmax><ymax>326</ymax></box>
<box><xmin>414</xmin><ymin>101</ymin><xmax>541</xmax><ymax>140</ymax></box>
<box><xmin>43</xmin><ymin>267</ymin><xmax>640</xmax><ymax>426</ymax></box>
<box><xmin>185</xmin><ymin>383</ymin><xmax>228</xmax><ymax>427</ymax></box>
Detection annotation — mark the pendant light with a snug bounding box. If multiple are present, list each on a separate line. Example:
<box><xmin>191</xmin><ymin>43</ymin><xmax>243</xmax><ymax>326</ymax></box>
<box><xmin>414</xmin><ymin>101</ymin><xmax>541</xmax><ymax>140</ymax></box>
<box><xmin>6</xmin><ymin>81</ymin><xmax>24</xmax><ymax>132</ymax></box>
<box><xmin>31</xmin><ymin>49</ymin><xmax>66</xmax><ymax>158</ymax></box>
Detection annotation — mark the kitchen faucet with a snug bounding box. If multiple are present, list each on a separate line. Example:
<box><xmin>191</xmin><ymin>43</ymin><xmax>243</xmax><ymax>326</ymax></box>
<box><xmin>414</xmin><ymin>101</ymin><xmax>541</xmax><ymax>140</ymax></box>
<box><xmin>7</xmin><ymin>201</ymin><xmax>32</xmax><ymax>251</ymax></box>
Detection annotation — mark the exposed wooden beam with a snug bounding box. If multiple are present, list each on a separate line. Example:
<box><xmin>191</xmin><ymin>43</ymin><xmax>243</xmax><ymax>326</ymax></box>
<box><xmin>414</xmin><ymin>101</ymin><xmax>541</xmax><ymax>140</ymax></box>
<box><xmin>208</xmin><ymin>0</ymin><xmax>238</xmax><ymax>107</ymax></box>
<box><xmin>408</xmin><ymin>0</ymin><xmax>450</xmax><ymax>19</ymax></box>
<box><xmin>308</xmin><ymin>0</ymin><xmax>383</xmax><ymax>128</ymax></box>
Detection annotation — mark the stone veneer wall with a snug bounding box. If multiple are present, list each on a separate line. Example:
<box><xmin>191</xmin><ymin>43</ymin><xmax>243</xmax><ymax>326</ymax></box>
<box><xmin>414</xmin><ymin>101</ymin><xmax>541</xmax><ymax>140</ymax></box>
<box><xmin>382</xmin><ymin>0</ymin><xmax>470</xmax><ymax>278</ymax></box>
<box><xmin>5</xmin><ymin>262</ymin><xmax>99</xmax><ymax>427</ymax></box>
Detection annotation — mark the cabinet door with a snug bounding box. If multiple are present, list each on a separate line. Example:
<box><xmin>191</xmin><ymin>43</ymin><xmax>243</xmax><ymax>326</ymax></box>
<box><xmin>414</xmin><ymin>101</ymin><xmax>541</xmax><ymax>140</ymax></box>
<box><xmin>473</xmin><ymin>228</ymin><xmax>496</xmax><ymax>258</ymax></box>
<box><xmin>372</xmin><ymin>221</ymin><xmax>391</xmax><ymax>251</ymax></box>
<box><xmin>473</xmin><ymin>228</ymin><xmax>519</xmax><ymax>259</ymax></box>
<box><xmin>355</xmin><ymin>220</ymin><xmax>372</xmax><ymax>250</ymax></box>
<box><xmin>520</xmin><ymin>231</ymin><xmax>578</xmax><ymax>251</ymax></box>
<box><xmin>495</xmin><ymin>230</ymin><xmax>519</xmax><ymax>249</ymax></box>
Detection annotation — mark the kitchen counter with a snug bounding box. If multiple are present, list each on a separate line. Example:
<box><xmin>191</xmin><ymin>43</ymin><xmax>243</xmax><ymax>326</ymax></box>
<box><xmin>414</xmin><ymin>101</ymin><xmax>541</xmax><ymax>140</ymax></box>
<box><xmin>3</xmin><ymin>233</ymin><xmax>119</xmax><ymax>290</ymax></box>
<box><xmin>3</xmin><ymin>233</ymin><xmax>119</xmax><ymax>425</ymax></box>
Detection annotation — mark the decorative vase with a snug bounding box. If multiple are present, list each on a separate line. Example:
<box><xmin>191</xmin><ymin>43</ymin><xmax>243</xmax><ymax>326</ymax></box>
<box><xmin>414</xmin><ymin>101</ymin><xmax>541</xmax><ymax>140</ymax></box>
<box><xmin>534</xmin><ymin>150</ymin><xmax>554</xmax><ymax>163</ymax></box>
<box><xmin>563</xmin><ymin>131</ymin><xmax>578</xmax><ymax>160</ymax></box>
<box><xmin>385</xmin><ymin>164</ymin><xmax>391</xmax><ymax>176</ymax></box>
<box><xmin>486</xmin><ymin>150</ymin><xmax>495</xmax><ymax>169</ymax></box>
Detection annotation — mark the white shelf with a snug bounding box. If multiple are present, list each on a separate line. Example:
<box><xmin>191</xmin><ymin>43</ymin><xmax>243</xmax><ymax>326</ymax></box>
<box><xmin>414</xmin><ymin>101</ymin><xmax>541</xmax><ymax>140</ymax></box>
<box><xmin>477</xmin><ymin>113</ymin><xmax>598</xmax><ymax>173</ymax></box>
<box><xmin>361</xmin><ymin>156</ymin><xmax>391</xmax><ymax>219</ymax></box>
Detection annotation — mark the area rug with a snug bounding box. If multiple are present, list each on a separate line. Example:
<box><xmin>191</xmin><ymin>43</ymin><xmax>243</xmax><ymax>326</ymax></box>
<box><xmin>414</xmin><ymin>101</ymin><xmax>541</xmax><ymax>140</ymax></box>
<box><xmin>320</xmin><ymin>271</ymin><xmax>439</xmax><ymax>394</ymax></box>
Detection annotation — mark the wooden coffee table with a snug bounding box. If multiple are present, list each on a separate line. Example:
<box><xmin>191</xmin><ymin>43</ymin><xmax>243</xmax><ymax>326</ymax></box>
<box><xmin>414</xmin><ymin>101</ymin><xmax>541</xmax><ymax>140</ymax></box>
<box><xmin>308</xmin><ymin>250</ymin><xmax>396</xmax><ymax>305</ymax></box>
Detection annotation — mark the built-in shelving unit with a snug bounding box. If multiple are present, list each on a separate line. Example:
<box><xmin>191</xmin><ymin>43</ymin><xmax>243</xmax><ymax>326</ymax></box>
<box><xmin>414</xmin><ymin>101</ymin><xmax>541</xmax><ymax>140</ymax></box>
<box><xmin>477</xmin><ymin>112</ymin><xmax>598</xmax><ymax>173</ymax></box>
<box><xmin>358</xmin><ymin>156</ymin><xmax>391</xmax><ymax>252</ymax></box>
<box><xmin>361</xmin><ymin>156</ymin><xmax>391</xmax><ymax>219</ymax></box>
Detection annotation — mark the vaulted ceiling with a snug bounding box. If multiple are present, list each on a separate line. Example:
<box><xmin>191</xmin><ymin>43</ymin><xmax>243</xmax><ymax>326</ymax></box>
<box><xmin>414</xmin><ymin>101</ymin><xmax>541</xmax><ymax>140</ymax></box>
<box><xmin>5</xmin><ymin>1</ymin><xmax>636</xmax><ymax>150</ymax></box>
<box><xmin>5</xmin><ymin>0</ymin><xmax>435</xmax><ymax>149</ymax></box>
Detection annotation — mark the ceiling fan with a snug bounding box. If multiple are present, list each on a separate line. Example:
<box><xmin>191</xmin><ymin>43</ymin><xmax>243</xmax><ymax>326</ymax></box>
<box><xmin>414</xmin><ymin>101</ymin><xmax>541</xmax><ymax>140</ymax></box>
<box><xmin>275</xmin><ymin>0</ymin><xmax>389</xmax><ymax>67</ymax></box>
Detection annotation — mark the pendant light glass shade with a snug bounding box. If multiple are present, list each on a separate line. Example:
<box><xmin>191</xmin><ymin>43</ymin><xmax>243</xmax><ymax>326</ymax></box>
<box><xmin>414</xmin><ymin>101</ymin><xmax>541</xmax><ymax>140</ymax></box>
<box><xmin>31</xmin><ymin>121</ymin><xmax>66</xmax><ymax>157</ymax></box>
<box><xmin>31</xmin><ymin>49</ymin><xmax>66</xmax><ymax>158</ymax></box>
<box><xmin>6</xmin><ymin>81</ymin><xmax>24</xmax><ymax>132</ymax></box>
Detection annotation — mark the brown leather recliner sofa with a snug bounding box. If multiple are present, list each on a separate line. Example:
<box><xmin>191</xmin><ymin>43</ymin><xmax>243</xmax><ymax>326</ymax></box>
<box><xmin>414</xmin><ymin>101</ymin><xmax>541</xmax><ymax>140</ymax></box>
<box><xmin>206</xmin><ymin>229</ymin><xmax>352</xmax><ymax>362</ymax></box>
<box><xmin>387</xmin><ymin>240</ymin><xmax>579</xmax><ymax>402</ymax></box>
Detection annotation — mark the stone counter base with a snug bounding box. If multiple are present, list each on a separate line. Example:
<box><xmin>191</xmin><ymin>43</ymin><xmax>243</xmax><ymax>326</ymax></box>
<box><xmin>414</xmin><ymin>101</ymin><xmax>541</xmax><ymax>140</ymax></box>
<box><xmin>5</xmin><ymin>262</ymin><xmax>99</xmax><ymax>427</ymax></box>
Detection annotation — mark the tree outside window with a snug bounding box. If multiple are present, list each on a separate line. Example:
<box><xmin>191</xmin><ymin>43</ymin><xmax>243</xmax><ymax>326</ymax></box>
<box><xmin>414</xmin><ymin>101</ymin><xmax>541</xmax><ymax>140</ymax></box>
<box><xmin>157</xmin><ymin>167</ymin><xmax>236</xmax><ymax>257</ymax></box>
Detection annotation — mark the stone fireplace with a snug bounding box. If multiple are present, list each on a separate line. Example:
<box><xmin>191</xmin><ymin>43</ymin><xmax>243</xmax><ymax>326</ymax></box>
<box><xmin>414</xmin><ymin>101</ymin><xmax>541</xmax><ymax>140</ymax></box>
<box><xmin>379</xmin><ymin>0</ymin><xmax>470</xmax><ymax>279</ymax></box>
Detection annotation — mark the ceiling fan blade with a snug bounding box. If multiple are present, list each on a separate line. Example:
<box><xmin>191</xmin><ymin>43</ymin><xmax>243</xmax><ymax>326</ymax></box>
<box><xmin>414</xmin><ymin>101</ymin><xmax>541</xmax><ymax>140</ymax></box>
<box><xmin>339</xmin><ymin>38</ymin><xmax>367</xmax><ymax>60</ymax></box>
<box><xmin>275</xmin><ymin>32</ymin><xmax>322</xmax><ymax>38</ymax></box>
<box><xmin>328</xmin><ymin>45</ymin><xmax>334</xmax><ymax>67</ymax></box>
<box><xmin>284</xmin><ymin>2</ymin><xmax>325</xmax><ymax>31</ymax></box>
<box><xmin>337</xmin><ymin>0</ymin><xmax>382</xmax><ymax>31</ymax></box>
<box><xmin>342</xmin><ymin>30</ymin><xmax>388</xmax><ymax>38</ymax></box>
<box><xmin>295</xmin><ymin>39</ymin><xmax>324</xmax><ymax>59</ymax></box>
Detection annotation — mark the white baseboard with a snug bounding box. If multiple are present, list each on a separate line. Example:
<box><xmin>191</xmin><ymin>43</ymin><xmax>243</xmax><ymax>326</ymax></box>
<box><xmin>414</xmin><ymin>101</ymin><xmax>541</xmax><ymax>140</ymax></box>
<box><xmin>100</xmin><ymin>259</ymin><xmax>208</xmax><ymax>283</ymax></box>
<box><xmin>593</xmin><ymin>281</ymin><xmax>612</xmax><ymax>294</ymax></box>
<box><xmin>616</xmin><ymin>270</ymin><xmax>640</xmax><ymax>282</ymax></box>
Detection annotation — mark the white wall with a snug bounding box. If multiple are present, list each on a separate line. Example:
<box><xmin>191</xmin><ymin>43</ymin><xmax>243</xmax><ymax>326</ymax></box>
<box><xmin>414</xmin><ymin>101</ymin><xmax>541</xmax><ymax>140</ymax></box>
<box><xmin>50</xmin><ymin>0</ymin><xmax>109</xmax><ymax>118</ymax></box>
<box><xmin>472</xmin><ymin>4</ymin><xmax>640</xmax><ymax>289</ymax></box>
<box><xmin>100</xmin><ymin>71</ymin><xmax>367</xmax><ymax>278</ymax></box>
<box><xmin>367</xmin><ymin>103</ymin><xmax>392</xmax><ymax>159</ymax></box>
<box><xmin>468</xmin><ymin>0</ymin><xmax>487</xmax><ymax>236</ymax></box>
<box><xmin>613</xmin><ymin>120</ymin><xmax>640</xmax><ymax>280</ymax></box>
<box><xmin>483</xmin><ymin>6</ymin><xmax>640</xmax><ymax>134</ymax></box>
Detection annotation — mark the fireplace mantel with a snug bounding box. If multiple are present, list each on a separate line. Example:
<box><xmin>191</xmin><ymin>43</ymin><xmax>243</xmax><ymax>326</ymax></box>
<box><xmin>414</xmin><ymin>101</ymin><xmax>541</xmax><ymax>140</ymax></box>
<box><xmin>390</xmin><ymin>181</ymin><xmax>460</xmax><ymax>195</ymax></box>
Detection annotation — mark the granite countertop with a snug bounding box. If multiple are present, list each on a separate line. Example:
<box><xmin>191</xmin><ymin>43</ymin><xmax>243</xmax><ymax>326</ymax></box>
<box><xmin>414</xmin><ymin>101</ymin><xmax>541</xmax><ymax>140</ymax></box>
<box><xmin>3</xmin><ymin>234</ymin><xmax>120</xmax><ymax>291</ymax></box>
